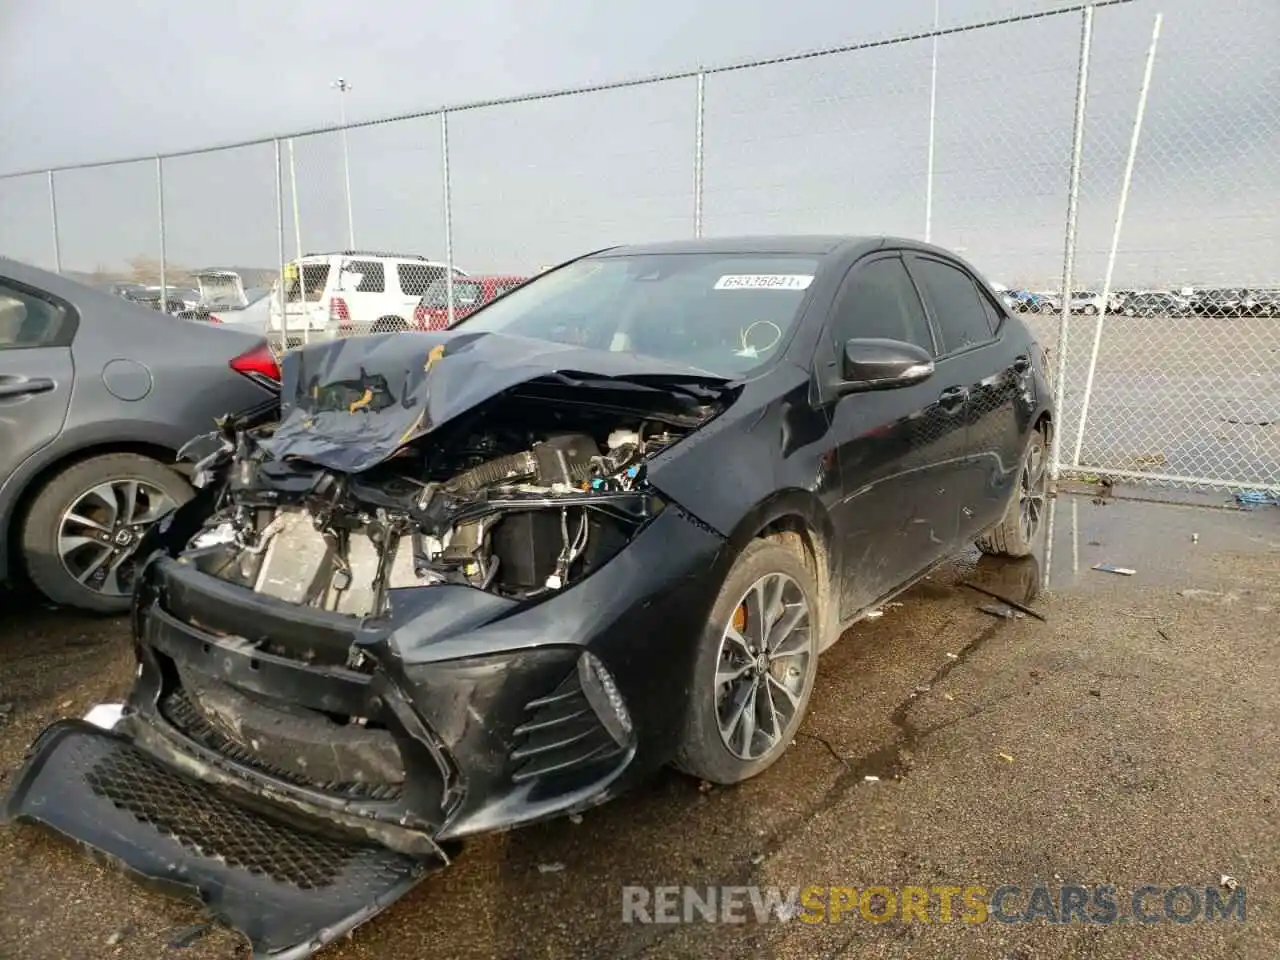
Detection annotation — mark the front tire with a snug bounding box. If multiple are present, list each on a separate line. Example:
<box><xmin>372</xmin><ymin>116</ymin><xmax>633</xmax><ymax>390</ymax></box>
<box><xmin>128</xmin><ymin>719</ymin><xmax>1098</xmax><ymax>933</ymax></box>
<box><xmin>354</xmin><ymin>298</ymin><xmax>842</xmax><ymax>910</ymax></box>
<box><xmin>976</xmin><ymin>430</ymin><xmax>1048</xmax><ymax>558</ymax></box>
<box><xmin>675</xmin><ymin>538</ymin><xmax>820</xmax><ymax>784</ymax></box>
<box><xmin>21</xmin><ymin>454</ymin><xmax>192</xmax><ymax>613</ymax></box>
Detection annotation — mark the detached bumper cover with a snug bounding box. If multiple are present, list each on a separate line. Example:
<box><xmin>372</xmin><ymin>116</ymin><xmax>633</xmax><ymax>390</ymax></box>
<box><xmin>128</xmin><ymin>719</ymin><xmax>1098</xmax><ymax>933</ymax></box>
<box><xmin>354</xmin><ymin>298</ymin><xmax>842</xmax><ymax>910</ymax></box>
<box><xmin>1</xmin><ymin>720</ymin><xmax>437</xmax><ymax>959</ymax></box>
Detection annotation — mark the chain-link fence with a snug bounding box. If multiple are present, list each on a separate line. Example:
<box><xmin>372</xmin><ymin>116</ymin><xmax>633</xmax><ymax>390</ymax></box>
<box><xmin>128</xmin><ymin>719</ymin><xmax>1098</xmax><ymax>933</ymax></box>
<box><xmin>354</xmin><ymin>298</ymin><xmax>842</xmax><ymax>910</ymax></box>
<box><xmin>0</xmin><ymin>0</ymin><xmax>1276</xmax><ymax>492</ymax></box>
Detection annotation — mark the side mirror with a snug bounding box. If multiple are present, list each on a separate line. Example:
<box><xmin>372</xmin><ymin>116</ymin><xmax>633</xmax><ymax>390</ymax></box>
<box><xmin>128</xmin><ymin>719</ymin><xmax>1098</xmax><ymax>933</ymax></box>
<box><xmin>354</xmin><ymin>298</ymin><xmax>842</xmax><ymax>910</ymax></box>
<box><xmin>839</xmin><ymin>338</ymin><xmax>934</xmax><ymax>393</ymax></box>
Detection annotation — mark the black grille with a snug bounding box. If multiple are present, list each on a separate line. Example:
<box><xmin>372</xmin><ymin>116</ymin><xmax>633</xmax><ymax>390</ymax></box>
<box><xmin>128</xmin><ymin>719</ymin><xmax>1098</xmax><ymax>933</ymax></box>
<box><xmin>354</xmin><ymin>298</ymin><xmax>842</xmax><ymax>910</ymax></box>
<box><xmin>510</xmin><ymin>669</ymin><xmax>625</xmax><ymax>783</ymax></box>
<box><xmin>84</xmin><ymin>748</ymin><xmax>387</xmax><ymax>890</ymax></box>
<box><xmin>161</xmin><ymin>688</ymin><xmax>403</xmax><ymax>802</ymax></box>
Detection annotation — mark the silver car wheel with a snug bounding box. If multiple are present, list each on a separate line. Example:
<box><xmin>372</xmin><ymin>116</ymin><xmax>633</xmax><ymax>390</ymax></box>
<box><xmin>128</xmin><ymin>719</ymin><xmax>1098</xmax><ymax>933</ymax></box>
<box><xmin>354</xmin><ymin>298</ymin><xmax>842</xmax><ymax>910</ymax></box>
<box><xmin>57</xmin><ymin>479</ymin><xmax>175</xmax><ymax>597</ymax></box>
<box><xmin>1019</xmin><ymin>443</ymin><xmax>1048</xmax><ymax>544</ymax></box>
<box><xmin>715</xmin><ymin>572</ymin><xmax>813</xmax><ymax>761</ymax></box>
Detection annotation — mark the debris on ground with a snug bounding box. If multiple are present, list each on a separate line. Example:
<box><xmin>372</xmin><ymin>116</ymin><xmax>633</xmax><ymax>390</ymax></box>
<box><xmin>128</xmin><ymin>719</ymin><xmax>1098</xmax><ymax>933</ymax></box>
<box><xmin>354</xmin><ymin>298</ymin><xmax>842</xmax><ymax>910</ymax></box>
<box><xmin>864</xmin><ymin>609</ymin><xmax>885</xmax><ymax>619</ymax></box>
<box><xmin>863</xmin><ymin>775</ymin><xmax>881</xmax><ymax>783</ymax></box>
<box><xmin>946</xmin><ymin>652</ymin><xmax>959</xmax><ymax>660</ymax></box>
<box><xmin>1092</xmin><ymin>563</ymin><xmax>1136</xmax><ymax>576</ymax></box>
<box><xmin>568</xmin><ymin>813</ymin><xmax>583</xmax><ymax>825</ymax></box>
<box><xmin>1235</xmin><ymin>490</ymin><xmax>1278</xmax><ymax>506</ymax></box>
<box><xmin>1157</xmin><ymin>628</ymin><xmax>1173</xmax><ymax>643</ymax></box>
<box><xmin>979</xmin><ymin>603</ymin><xmax>1025</xmax><ymax>620</ymax></box>
<box><xmin>1220</xmin><ymin>874</ymin><xmax>1239</xmax><ymax>891</ymax></box>
<box><xmin>1089</xmin><ymin>689</ymin><xmax>1102</xmax><ymax>698</ymax></box>
<box><xmin>942</xmin><ymin>693</ymin><xmax>955</xmax><ymax>701</ymax></box>
<box><xmin>105</xmin><ymin>923</ymin><xmax>136</xmax><ymax>947</ymax></box>
<box><xmin>167</xmin><ymin>921</ymin><xmax>212</xmax><ymax>949</ymax></box>
<box><xmin>962</xmin><ymin>582</ymin><xmax>1047</xmax><ymax>621</ymax></box>
<box><xmin>697</xmin><ymin>780</ymin><xmax>714</xmax><ymax>794</ymax></box>
<box><xmin>998</xmin><ymin>752</ymin><xmax>1016</xmax><ymax>763</ymax></box>
<box><xmin>749</xmin><ymin>852</ymin><xmax>766</xmax><ymax>865</ymax></box>
<box><xmin>1191</xmin><ymin>533</ymin><xmax>1199</xmax><ymax>543</ymax></box>
<box><xmin>914</xmin><ymin>684</ymin><xmax>931</xmax><ymax>694</ymax></box>
<box><xmin>537</xmin><ymin>862</ymin><xmax>566</xmax><ymax>874</ymax></box>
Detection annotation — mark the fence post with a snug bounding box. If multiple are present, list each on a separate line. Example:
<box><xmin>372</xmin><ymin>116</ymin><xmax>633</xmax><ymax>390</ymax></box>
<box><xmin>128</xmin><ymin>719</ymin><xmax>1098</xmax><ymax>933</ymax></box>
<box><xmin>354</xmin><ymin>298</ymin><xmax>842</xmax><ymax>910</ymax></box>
<box><xmin>1070</xmin><ymin>13</ymin><xmax>1163</xmax><ymax>468</ymax></box>
<box><xmin>274</xmin><ymin>139</ymin><xmax>288</xmax><ymax>352</ymax></box>
<box><xmin>46</xmin><ymin>171</ymin><xmax>63</xmax><ymax>273</ymax></box>
<box><xmin>1043</xmin><ymin>4</ymin><xmax>1093</xmax><ymax>593</ymax></box>
<box><xmin>440</xmin><ymin>111</ymin><xmax>456</xmax><ymax>328</ymax></box>
<box><xmin>1049</xmin><ymin>5</ymin><xmax>1093</xmax><ymax>483</ymax></box>
<box><xmin>924</xmin><ymin>0</ymin><xmax>939</xmax><ymax>243</ymax></box>
<box><xmin>694</xmin><ymin>70</ymin><xmax>706</xmax><ymax>238</ymax></box>
<box><xmin>156</xmin><ymin>157</ymin><xmax>167</xmax><ymax>313</ymax></box>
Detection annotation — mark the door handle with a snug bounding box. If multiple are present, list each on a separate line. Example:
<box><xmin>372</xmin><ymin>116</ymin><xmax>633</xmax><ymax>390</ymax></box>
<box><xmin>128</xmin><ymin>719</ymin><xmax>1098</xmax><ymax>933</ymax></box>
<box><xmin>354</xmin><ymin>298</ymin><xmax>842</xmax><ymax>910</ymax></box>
<box><xmin>1012</xmin><ymin>355</ymin><xmax>1032</xmax><ymax>374</ymax></box>
<box><xmin>0</xmin><ymin>376</ymin><xmax>55</xmax><ymax>400</ymax></box>
<box><xmin>937</xmin><ymin>386</ymin><xmax>969</xmax><ymax>411</ymax></box>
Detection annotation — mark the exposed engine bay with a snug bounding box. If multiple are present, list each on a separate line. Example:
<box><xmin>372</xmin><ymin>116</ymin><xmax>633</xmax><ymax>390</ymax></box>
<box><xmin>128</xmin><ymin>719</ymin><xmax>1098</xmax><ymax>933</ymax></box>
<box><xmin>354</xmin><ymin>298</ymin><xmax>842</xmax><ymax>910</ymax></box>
<box><xmin>178</xmin><ymin>380</ymin><xmax>717</xmax><ymax>618</ymax></box>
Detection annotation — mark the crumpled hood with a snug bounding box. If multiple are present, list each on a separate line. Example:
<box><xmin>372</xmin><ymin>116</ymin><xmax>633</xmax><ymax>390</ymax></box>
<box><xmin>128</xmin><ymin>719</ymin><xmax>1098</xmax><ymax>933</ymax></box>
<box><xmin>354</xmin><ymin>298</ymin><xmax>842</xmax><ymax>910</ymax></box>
<box><xmin>264</xmin><ymin>330</ymin><xmax>731</xmax><ymax>473</ymax></box>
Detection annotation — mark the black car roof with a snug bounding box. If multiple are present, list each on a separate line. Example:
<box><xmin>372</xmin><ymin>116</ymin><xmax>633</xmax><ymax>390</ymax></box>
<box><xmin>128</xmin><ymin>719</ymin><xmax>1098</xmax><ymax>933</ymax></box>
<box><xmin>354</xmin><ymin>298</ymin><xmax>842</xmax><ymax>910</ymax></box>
<box><xmin>593</xmin><ymin>235</ymin><xmax>875</xmax><ymax>257</ymax></box>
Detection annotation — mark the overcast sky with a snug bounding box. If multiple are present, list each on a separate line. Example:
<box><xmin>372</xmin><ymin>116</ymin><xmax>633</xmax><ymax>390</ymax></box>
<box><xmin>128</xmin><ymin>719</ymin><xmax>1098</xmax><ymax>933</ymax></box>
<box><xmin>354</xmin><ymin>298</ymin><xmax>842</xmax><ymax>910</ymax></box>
<box><xmin>1</xmin><ymin>0</ymin><xmax>1277</xmax><ymax>287</ymax></box>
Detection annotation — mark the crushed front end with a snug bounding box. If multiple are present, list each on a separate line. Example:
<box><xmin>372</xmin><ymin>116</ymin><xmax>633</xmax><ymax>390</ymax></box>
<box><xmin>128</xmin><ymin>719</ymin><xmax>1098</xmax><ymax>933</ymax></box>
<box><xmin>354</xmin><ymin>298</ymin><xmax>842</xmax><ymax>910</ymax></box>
<box><xmin>3</xmin><ymin>332</ymin><xmax>735</xmax><ymax>957</ymax></box>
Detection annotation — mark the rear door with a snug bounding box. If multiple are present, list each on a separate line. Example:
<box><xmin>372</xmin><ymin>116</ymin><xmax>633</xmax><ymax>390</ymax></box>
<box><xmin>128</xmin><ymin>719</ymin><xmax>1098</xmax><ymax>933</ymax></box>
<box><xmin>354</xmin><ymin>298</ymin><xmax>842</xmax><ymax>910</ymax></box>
<box><xmin>0</xmin><ymin>276</ymin><xmax>76</xmax><ymax>489</ymax></box>
<box><xmin>822</xmin><ymin>253</ymin><xmax>968</xmax><ymax>618</ymax></box>
<box><xmin>906</xmin><ymin>253</ymin><xmax>1030</xmax><ymax>542</ymax></box>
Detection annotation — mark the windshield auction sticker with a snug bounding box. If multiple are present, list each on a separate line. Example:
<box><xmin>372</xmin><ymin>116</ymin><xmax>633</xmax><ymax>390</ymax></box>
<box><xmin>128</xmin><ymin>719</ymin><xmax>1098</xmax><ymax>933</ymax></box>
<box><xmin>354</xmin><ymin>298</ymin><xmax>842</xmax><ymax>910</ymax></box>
<box><xmin>714</xmin><ymin>275</ymin><xmax>814</xmax><ymax>291</ymax></box>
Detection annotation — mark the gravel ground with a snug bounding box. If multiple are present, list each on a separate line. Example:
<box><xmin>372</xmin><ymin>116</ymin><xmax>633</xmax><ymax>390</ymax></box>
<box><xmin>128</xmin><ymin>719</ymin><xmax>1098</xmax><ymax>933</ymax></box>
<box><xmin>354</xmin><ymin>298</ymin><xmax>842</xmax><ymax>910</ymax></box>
<box><xmin>0</xmin><ymin>492</ymin><xmax>1276</xmax><ymax>959</ymax></box>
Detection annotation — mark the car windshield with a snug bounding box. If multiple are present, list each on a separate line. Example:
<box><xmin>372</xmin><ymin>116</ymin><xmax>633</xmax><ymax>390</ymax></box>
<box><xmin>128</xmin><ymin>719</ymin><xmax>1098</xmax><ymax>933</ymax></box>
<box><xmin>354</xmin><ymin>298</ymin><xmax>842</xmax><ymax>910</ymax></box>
<box><xmin>453</xmin><ymin>253</ymin><xmax>821</xmax><ymax>377</ymax></box>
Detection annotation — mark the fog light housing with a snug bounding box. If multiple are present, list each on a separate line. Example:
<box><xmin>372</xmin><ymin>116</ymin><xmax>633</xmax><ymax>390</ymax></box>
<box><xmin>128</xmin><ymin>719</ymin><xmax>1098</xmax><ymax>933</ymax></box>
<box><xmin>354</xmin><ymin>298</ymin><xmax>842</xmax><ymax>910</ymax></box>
<box><xmin>577</xmin><ymin>651</ymin><xmax>633</xmax><ymax>748</ymax></box>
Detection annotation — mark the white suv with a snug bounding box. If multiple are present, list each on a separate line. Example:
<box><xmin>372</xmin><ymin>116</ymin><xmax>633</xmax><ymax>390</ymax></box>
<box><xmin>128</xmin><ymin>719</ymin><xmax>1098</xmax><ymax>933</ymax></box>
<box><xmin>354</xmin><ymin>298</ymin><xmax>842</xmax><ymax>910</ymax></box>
<box><xmin>267</xmin><ymin>251</ymin><xmax>468</xmax><ymax>343</ymax></box>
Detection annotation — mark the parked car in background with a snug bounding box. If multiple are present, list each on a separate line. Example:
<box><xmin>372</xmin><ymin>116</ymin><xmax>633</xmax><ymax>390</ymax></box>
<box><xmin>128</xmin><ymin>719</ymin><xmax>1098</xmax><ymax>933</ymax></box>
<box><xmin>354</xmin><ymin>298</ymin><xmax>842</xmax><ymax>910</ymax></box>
<box><xmin>1246</xmin><ymin>289</ymin><xmax>1280</xmax><ymax>317</ymax></box>
<box><xmin>413</xmin><ymin>274</ymin><xmax>529</xmax><ymax>329</ymax></box>
<box><xmin>1192</xmin><ymin>288</ymin><xmax>1250</xmax><ymax>317</ymax></box>
<box><xmin>268</xmin><ymin>251</ymin><xmax>469</xmax><ymax>342</ymax></box>
<box><xmin>0</xmin><ymin>236</ymin><xmax>1054</xmax><ymax>957</ymax></box>
<box><xmin>1068</xmin><ymin>291</ymin><xmax>1110</xmax><ymax>315</ymax></box>
<box><xmin>1120</xmin><ymin>292</ymin><xmax>1194</xmax><ymax>317</ymax></box>
<box><xmin>185</xmin><ymin>287</ymin><xmax>273</xmax><ymax>333</ymax></box>
<box><xmin>0</xmin><ymin>258</ymin><xmax>280</xmax><ymax>613</ymax></box>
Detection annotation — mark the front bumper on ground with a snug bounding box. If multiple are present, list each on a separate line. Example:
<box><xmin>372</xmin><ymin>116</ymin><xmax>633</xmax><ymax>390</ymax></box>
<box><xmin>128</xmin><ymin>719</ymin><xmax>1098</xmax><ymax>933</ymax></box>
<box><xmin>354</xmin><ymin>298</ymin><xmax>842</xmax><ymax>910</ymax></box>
<box><xmin>3</xmin><ymin>720</ymin><xmax>437</xmax><ymax>960</ymax></box>
<box><xmin>1</xmin><ymin>503</ymin><xmax>729</xmax><ymax>956</ymax></box>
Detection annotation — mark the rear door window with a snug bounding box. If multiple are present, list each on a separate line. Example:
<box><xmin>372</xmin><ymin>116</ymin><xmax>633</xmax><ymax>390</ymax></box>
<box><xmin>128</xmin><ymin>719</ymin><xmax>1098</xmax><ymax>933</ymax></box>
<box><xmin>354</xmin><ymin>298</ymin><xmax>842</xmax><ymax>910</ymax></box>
<box><xmin>909</xmin><ymin>256</ymin><xmax>998</xmax><ymax>354</ymax></box>
<box><xmin>0</xmin><ymin>280</ymin><xmax>73</xmax><ymax>349</ymax></box>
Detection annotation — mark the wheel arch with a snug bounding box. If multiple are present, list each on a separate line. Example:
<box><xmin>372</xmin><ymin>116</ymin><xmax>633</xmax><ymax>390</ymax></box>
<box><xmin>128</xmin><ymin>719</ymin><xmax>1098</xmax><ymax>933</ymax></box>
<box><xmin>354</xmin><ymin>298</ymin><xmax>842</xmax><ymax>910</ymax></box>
<box><xmin>2</xmin><ymin>440</ymin><xmax>180</xmax><ymax>582</ymax></box>
<box><xmin>720</xmin><ymin>488</ymin><xmax>840</xmax><ymax>651</ymax></box>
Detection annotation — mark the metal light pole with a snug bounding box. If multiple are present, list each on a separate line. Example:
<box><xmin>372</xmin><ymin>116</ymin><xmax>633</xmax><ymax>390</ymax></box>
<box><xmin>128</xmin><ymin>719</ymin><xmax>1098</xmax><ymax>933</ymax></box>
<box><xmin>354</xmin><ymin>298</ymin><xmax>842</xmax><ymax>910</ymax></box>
<box><xmin>924</xmin><ymin>0</ymin><xmax>940</xmax><ymax>243</ymax></box>
<box><xmin>332</xmin><ymin>77</ymin><xmax>355</xmax><ymax>248</ymax></box>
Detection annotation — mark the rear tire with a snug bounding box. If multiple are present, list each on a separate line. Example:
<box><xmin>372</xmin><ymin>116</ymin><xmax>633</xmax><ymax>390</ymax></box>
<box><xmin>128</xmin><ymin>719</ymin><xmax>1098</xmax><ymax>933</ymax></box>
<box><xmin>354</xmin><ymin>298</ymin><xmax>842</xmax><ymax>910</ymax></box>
<box><xmin>675</xmin><ymin>538</ymin><xmax>820</xmax><ymax>785</ymax></box>
<box><xmin>976</xmin><ymin>430</ymin><xmax>1048</xmax><ymax>559</ymax></box>
<box><xmin>21</xmin><ymin>454</ymin><xmax>192</xmax><ymax>614</ymax></box>
<box><xmin>371</xmin><ymin>316</ymin><xmax>409</xmax><ymax>333</ymax></box>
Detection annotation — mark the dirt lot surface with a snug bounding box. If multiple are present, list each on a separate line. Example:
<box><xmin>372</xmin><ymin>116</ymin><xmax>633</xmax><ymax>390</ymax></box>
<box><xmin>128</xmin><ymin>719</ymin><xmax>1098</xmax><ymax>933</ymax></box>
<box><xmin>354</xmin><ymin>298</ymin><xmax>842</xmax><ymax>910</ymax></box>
<box><xmin>1</xmin><ymin>492</ymin><xmax>1277</xmax><ymax>959</ymax></box>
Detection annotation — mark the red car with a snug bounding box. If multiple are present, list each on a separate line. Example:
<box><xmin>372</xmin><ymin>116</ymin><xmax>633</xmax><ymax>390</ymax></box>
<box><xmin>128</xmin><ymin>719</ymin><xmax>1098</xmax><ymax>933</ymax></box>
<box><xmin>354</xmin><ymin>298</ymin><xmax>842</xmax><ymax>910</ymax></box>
<box><xmin>413</xmin><ymin>275</ymin><xmax>528</xmax><ymax>330</ymax></box>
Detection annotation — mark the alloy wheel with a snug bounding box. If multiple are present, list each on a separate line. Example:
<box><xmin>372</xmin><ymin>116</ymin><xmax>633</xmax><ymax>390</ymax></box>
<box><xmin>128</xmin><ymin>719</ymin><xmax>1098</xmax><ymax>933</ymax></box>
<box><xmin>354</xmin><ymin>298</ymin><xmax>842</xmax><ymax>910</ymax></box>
<box><xmin>715</xmin><ymin>572</ymin><xmax>813</xmax><ymax>761</ymax></box>
<box><xmin>57</xmin><ymin>479</ymin><xmax>176</xmax><ymax>597</ymax></box>
<box><xmin>1019</xmin><ymin>443</ymin><xmax>1048</xmax><ymax>545</ymax></box>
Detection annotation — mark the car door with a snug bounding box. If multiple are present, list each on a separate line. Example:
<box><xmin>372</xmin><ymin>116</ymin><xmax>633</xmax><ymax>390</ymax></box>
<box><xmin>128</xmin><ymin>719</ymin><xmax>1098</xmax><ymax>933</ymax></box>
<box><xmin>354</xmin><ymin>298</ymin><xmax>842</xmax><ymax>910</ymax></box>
<box><xmin>0</xmin><ymin>276</ymin><xmax>76</xmax><ymax>493</ymax></box>
<box><xmin>821</xmin><ymin>253</ymin><xmax>970</xmax><ymax>620</ymax></box>
<box><xmin>905</xmin><ymin>253</ymin><xmax>1031</xmax><ymax>543</ymax></box>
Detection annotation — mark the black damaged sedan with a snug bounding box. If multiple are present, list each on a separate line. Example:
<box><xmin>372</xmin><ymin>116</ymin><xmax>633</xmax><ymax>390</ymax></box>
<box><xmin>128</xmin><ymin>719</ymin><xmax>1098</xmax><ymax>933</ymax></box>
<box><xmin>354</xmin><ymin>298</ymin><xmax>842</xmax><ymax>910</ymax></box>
<box><xmin>4</xmin><ymin>236</ymin><xmax>1053</xmax><ymax>956</ymax></box>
